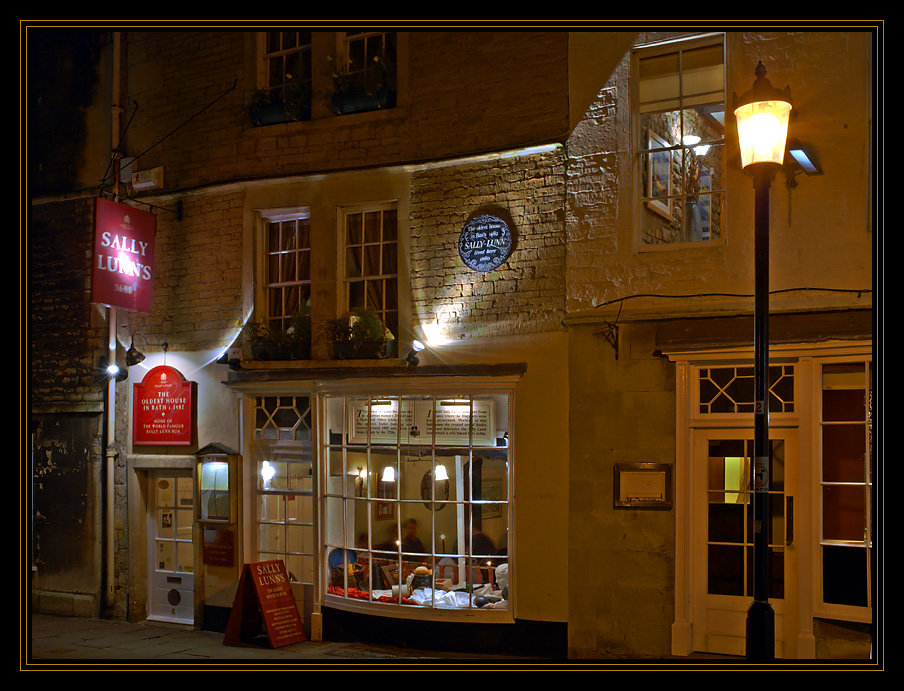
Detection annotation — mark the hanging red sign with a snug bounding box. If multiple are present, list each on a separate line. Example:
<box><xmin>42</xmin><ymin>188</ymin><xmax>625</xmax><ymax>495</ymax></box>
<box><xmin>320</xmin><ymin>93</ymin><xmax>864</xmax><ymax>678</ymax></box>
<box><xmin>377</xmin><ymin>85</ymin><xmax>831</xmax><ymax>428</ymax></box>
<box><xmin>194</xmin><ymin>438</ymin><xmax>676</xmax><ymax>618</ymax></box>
<box><xmin>91</xmin><ymin>197</ymin><xmax>157</xmax><ymax>313</ymax></box>
<box><xmin>132</xmin><ymin>365</ymin><xmax>195</xmax><ymax>446</ymax></box>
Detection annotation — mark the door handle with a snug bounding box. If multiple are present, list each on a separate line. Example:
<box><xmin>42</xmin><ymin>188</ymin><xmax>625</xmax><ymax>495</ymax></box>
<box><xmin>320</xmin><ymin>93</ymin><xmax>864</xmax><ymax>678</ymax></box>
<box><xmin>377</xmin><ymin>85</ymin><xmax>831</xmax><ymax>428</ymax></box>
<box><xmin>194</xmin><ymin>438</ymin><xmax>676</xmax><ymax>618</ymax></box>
<box><xmin>785</xmin><ymin>496</ymin><xmax>793</xmax><ymax>546</ymax></box>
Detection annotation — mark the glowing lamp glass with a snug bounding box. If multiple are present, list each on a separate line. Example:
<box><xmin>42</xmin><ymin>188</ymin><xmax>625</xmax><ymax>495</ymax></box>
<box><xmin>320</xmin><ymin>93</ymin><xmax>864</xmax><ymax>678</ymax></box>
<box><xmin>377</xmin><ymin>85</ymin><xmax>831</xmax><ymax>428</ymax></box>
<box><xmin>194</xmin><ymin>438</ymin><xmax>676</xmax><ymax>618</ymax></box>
<box><xmin>734</xmin><ymin>99</ymin><xmax>792</xmax><ymax>168</ymax></box>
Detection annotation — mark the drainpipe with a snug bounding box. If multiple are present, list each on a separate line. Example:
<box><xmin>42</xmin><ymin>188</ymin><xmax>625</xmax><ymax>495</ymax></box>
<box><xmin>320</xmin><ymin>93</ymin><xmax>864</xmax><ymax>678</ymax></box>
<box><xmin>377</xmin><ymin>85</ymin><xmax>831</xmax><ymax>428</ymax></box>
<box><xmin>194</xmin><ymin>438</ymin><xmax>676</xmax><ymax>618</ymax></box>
<box><xmin>106</xmin><ymin>308</ymin><xmax>117</xmax><ymax>611</ymax></box>
<box><xmin>105</xmin><ymin>31</ymin><xmax>123</xmax><ymax>612</ymax></box>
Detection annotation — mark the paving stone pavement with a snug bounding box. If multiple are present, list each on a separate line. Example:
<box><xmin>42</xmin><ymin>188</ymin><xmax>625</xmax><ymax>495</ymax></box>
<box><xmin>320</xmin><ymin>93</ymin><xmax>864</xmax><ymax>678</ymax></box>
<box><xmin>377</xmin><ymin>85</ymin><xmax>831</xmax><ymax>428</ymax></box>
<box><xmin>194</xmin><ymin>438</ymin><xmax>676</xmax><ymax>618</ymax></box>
<box><xmin>27</xmin><ymin>613</ymin><xmax>857</xmax><ymax>669</ymax></box>
<box><xmin>23</xmin><ymin>613</ymin><xmax>539</xmax><ymax>669</ymax></box>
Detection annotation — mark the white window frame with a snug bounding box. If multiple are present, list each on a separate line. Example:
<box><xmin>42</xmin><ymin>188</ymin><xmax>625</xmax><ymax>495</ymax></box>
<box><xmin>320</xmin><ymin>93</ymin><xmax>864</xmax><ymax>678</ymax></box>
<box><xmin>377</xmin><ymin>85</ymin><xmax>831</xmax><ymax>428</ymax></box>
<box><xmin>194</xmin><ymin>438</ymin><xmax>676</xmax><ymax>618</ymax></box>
<box><xmin>811</xmin><ymin>353</ymin><xmax>873</xmax><ymax>624</ymax></box>
<box><xmin>257</xmin><ymin>208</ymin><xmax>312</xmax><ymax>333</ymax></box>
<box><xmin>338</xmin><ymin>30</ymin><xmax>397</xmax><ymax>94</ymax></box>
<box><xmin>318</xmin><ymin>383</ymin><xmax>515</xmax><ymax>622</ymax></box>
<box><xmin>633</xmin><ymin>33</ymin><xmax>727</xmax><ymax>250</ymax></box>
<box><xmin>667</xmin><ymin>341</ymin><xmax>873</xmax><ymax>657</ymax></box>
<box><xmin>338</xmin><ymin>202</ymin><xmax>399</xmax><ymax>338</ymax></box>
<box><xmin>252</xmin><ymin>394</ymin><xmax>316</xmax><ymax>587</ymax></box>
<box><xmin>257</xmin><ymin>31</ymin><xmax>313</xmax><ymax>103</ymax></box>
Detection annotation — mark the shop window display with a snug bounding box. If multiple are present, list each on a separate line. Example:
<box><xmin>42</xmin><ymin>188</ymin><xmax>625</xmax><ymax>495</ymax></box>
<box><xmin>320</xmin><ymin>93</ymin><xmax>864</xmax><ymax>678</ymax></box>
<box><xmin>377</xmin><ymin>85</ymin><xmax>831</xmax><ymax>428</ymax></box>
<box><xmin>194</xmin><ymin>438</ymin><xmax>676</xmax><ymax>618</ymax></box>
<box><xmin>322</xmin><ymin>393</ymin><xmax>511</xmax><ymax>613</ymax></box>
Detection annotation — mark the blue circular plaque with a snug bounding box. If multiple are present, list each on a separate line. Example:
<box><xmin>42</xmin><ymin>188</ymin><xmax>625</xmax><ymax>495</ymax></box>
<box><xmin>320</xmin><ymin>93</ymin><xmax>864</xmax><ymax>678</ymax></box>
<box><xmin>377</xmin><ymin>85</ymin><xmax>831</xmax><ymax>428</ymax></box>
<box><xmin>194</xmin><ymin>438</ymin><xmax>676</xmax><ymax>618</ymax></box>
<box><xmin>458</xmin><ymin>215</ymin><xmax>514</xmax><ymax>272</ymax></box>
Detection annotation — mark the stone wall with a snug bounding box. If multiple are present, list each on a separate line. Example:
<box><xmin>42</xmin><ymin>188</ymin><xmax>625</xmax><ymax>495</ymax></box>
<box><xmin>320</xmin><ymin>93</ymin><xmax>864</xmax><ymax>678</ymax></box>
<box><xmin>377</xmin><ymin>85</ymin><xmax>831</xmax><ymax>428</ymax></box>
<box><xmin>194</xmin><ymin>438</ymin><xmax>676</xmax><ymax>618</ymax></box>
<box><xmin>567</xmin><ymin>322</ymin><xmax>676</xmax><ymax>658</ymax></box>
<box><xmin>29</xmin><ymin>197</ymin><xmax>106</xmax><ymax>409</ymax></box>
<box><xmin>121</xmin><ymin>190</ymin><xmax>246</xmax><ymax>354</ymax></box>
<box><xmin>409</xmin><ymin>148</ymin><xmax>567</xmax><ymax>342</ymax></box>
<box><xmin>29</xmin><ymin>196</ymin><xmax>109</xmax><ymax>616</ymax></box>
<box><xmin>122</xmin><ymin>31</ymin><xmax>570</xmax><ymax>191</ymax></box>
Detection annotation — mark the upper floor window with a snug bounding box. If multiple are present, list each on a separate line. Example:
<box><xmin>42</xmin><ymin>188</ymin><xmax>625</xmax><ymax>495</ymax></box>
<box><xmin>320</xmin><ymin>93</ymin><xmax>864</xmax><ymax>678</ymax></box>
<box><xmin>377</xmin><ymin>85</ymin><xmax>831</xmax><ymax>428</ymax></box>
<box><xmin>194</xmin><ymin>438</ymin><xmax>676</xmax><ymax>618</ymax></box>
<box><xmin>263</xmin><ymin>210</ymin><xmax>312</xmax><ymax>333</ymax></box>
<box><xmin>257</xmin><ymin>32</ymin><xmax>312</xmax><ymax>120</ymax></box>
<box><xmin>329</xmin><ymin>31</ymin><xmax>398</xmax><ymax>115</ymax></box>
<box><xmin>342</xmin><ymin>31</ymin><xmax>397</xmax><ymax>94</ymax></box>
<box><xmin>342</xmin><ymin>204</ymin><xmax>399</xmax><ymax>339</ymax></box>
<box><xmin>636</xmin><ymin>36</ymin><xmax>725</xmax><ymax>247</ymax></box>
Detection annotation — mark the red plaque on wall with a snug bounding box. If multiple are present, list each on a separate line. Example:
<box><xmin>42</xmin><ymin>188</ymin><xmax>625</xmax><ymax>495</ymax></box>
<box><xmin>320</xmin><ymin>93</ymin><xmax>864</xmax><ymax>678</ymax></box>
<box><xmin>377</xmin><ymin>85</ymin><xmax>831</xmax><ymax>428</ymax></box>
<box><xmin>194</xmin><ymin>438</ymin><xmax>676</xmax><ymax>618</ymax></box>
<box><xmin>132</xmin><ymin>365</ymin><xmax>195</xmax><ymax>446</ymax></box>
<box><xmin>91</xmin><ymin>197</ymin><xmax>157</xmax><ymax>313</ymax></box>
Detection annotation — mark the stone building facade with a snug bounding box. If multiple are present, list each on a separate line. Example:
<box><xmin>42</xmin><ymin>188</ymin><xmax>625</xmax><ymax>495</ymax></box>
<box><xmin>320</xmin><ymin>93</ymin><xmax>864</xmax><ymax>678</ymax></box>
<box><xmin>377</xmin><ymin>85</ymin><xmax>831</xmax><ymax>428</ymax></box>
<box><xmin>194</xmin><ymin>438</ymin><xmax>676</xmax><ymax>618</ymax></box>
<box><xmin>27</xmin><ymin>27</ymin><xmax>877</xmax><ymax>660</ymax></box>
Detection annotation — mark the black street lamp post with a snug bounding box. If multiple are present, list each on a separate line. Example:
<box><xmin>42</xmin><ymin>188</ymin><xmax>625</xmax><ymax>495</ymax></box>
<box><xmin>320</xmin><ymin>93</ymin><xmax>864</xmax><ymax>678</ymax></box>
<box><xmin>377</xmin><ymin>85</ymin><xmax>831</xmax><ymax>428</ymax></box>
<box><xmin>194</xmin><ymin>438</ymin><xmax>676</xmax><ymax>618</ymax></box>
<box><xmin>733</xmin><ymin>61</ymin><xmax>793</xmax><ymax>662</ymax></box>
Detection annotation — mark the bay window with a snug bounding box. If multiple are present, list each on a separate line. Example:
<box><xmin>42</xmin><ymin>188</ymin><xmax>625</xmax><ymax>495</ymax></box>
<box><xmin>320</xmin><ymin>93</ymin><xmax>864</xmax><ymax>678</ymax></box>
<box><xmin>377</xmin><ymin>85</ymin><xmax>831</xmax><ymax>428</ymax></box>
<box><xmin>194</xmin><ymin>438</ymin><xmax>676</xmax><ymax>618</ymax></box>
<box><xmin>322</xmin><ymin>391</ymin><xmax>512</xmax><ymax>616</ymax></box>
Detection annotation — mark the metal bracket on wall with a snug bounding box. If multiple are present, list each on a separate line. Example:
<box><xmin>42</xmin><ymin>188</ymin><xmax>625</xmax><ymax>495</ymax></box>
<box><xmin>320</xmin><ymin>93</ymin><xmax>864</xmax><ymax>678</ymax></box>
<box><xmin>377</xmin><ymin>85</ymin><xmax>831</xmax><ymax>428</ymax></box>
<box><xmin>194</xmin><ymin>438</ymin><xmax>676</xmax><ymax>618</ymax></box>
<box><xmin>595</xmin><ymin>321</ymin><xmax>619</xmax><ymax>360</ymax></box>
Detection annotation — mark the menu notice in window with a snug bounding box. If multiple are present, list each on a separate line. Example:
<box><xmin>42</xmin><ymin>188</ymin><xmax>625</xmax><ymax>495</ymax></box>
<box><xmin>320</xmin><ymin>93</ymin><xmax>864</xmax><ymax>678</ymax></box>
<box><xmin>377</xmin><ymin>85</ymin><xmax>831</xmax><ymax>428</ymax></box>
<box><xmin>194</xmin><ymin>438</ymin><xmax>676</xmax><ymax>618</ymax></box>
<box><xmin>348</xmin><ymin>399</ymin><xmax>496</xmax><ymax>446</ymax></box>
<box><xmin>224</xmin><ymin>560</ymin><xmax>306</xmax><ymax>648</ymax></box>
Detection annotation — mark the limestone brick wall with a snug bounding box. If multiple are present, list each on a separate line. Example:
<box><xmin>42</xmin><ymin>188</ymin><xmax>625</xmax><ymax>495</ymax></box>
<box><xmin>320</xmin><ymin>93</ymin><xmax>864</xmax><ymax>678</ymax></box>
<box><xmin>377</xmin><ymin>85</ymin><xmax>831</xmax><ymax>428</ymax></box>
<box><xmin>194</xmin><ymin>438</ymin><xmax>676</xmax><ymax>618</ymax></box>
<box><xmin>409</xmin><ymin>148</ymin><xmax>567</xmax><ymax>341</ymax></box>
<box><xmin>29</xmin><ymin>196</ymin><xmax>107</xmax><ymax>409</ymax></box>
<box><xmin>29</xmin><ymin>196</ymin><xmax>109</xmax><ymax>616</ymax></box>
<box><xmin>121</xmin><ymin>32</ymin><xmax>569</xmax><ymax>191</ymax></box>
<box><xmin>120</xmin><ymin>190</ymin><xmax>246</xmax><ymax>354</ymax></box>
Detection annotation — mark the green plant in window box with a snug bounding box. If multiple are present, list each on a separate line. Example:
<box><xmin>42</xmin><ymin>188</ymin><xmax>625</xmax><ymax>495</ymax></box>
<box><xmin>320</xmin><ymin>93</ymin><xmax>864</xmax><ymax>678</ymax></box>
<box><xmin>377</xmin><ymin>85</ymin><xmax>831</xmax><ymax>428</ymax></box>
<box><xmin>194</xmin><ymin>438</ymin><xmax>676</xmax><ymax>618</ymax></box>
<box><xmin>248</xmin><ymin>72</ymin><xmax>312</xmax><ymax>126</ymax></box>
<box><xmin>326</xmin><ymin>51</ymin><xmax>396</xmax><ymax>116</ymax></box>
<box><xmin>285</xmin><ymin>309</ymin><xmax>313</xmax><ymax>359</ymax></box>
<box><xmin>238</xmin><ymin>310</ymin><xmax>312</xmax><ymax>360</ymax></box>
<box><xmin>325</xmin><ymin>307</ymin><xmax>396</xmax><ymax>359</ymax></box>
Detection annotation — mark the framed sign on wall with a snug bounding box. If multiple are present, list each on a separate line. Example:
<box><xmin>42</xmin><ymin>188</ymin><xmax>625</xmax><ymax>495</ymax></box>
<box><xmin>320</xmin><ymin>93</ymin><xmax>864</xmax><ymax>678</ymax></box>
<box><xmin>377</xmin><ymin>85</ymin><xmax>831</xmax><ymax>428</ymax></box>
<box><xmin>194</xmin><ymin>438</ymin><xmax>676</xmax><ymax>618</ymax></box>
<box><xmin>133</xmin><ymin>365</ymin><xmax>196</xmax><ymax>446</ymax></box>
<box><xmin>458</xmin><ymin>214</ymin><xmax>514</xmax><ymax>272</ymax></box>
<box><xmin>613</xmin><ymin>462</ymin><xmax>672</xmax><ymax>509</ymax></box>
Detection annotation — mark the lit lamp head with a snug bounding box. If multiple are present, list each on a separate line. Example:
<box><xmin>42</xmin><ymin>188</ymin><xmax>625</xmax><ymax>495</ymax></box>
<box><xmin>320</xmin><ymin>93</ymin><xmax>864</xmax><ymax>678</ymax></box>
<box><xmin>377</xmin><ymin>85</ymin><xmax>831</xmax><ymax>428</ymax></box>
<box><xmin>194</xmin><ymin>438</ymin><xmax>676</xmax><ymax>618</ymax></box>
<box><xmin>100</xmin><ymin>356</ymin><xmax>128</xmax><ymax>382</ymax></box>
<box><xmin>406</xmin><ymin>339</ymin><xmax>426</xmax><ymax>366</ymax></box>
<box><xmin>733</xmin><ymin>61</ymin><xmax>792</xmax><ymax>172</ymax></box>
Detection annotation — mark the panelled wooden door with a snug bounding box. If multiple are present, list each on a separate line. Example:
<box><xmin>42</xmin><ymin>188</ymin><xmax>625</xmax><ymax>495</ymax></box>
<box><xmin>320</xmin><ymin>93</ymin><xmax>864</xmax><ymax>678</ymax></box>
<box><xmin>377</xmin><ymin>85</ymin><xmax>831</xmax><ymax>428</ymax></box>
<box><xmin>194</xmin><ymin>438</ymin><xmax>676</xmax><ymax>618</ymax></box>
<box><xmin>147</xmin><ymin>471</ymin><xmax>195</xmax><ymax>624</ymax></box>
<box><xmin>691</xmin><ymin>428</ymin><xmax>799</xmax><ymax>657</ymax></box>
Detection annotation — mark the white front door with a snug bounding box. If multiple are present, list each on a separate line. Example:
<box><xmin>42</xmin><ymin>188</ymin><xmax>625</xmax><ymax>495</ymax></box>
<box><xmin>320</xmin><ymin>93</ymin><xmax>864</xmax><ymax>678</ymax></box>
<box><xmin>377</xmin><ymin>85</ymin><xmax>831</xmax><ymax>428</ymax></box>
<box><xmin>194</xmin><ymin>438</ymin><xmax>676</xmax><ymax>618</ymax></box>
<box><xmin>147</xmin><ymin>471</ymin><xmax>195</xmax><ymax>624</ymax></box>
<box><xmin>691</xmin><ymin>427</ymin><xmax>800</xmax><ymax>658</ymax></box>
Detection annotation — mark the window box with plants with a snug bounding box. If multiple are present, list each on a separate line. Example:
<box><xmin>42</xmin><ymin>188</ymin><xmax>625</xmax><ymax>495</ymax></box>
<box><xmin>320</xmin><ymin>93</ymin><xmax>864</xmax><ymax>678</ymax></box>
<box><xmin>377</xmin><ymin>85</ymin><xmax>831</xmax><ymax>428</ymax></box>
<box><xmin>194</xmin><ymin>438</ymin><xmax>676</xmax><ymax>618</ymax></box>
<box><xmin>239</xmin><ymin>310</ymin><xmax>312</xmax><ymax>361</ymax></box>
<box><xmin>327</xmin><ymin>51</ymin><xmax>396</xmax><ymax>116</ymax></box>
<box><xmin>325</xmin><ymin>307</ymin><xmax>397</xmax><ymax>360</ymax></box>
<box><xmin>249</xmin><ymin>73</ymin><xmax>312</xmax><ymax>126</ymax></box>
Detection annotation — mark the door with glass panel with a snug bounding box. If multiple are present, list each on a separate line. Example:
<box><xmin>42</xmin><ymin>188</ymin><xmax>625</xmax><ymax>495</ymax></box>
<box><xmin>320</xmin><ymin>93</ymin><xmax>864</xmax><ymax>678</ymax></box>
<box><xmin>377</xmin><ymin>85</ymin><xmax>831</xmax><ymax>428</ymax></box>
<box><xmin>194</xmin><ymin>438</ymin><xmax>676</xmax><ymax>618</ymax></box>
<box><xmin>147</xmin><ymin>470</ymin><xmax>195</xmax><ymax>624</ymax></box>
<box><xmin>692</xmin><ymin>428</ymin><xmax>798</xmax><ymax>658</ymax></box>
<box><xmin>252</xmin><ymin>395</ymin><xmax>315</xmax><ymax>632</ymax></box>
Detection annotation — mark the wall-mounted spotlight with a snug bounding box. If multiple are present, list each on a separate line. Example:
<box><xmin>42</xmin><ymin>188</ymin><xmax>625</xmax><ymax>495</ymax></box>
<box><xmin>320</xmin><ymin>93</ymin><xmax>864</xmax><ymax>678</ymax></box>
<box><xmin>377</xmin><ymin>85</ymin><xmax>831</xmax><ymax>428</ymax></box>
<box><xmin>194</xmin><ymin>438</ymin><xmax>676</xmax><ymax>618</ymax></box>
<box><xmin>406</xmin><ymin>339</ymin><xmax>426</xmax><ymax>366</ymax></box>
<box><xmin>100</xmin><ymin>356</ymin><xmax>128</xmax><ymax>382</ymax></box>
<box><xmin>785</xmin><ymin>138</ymin><xmax>822</xmax><ymax>176</ymax></box>
<box><xmin>216</xmin><ymin>351</ymin><xmax>242</xmax><ymax>371</ymax></box>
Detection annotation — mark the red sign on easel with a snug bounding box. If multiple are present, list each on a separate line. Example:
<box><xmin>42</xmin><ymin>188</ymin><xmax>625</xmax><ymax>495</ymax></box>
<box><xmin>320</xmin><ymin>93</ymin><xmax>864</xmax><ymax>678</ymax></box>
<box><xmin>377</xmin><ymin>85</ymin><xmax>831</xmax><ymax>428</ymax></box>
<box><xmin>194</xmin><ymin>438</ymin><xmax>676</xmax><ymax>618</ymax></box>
<box><xmin>224</xmin><ymin>560</ymin><xmax>306</xmax><ymax>648</ymax></box>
